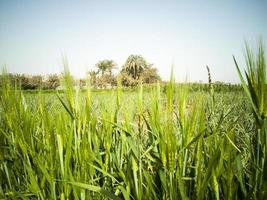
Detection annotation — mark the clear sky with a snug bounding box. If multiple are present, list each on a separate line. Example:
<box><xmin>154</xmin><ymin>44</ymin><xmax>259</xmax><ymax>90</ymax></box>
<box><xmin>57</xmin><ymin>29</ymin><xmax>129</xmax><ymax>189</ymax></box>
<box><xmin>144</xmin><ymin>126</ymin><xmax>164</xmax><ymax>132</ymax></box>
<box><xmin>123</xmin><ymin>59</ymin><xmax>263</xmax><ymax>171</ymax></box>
<box><xmin>0</xmin><ymin>0</ymin><xmax>266</xmax><ymax>82</ymax></box>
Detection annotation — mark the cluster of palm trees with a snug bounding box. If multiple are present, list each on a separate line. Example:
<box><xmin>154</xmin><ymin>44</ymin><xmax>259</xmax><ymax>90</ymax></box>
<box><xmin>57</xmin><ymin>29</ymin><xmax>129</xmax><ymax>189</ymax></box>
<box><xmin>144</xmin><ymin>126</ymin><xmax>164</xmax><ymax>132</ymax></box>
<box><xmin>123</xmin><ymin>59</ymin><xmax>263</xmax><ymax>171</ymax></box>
<box><xmin>88</xmin><ymin>55</ymin><xmax>160</xmax><ymax>87</ymax></box>
<box><xmin>122</xmin><ymin>55</ymin><xmax>151</xmax><ymax>79</ymax></box>
<box><xmin>95</xmin><ymin>59</ymin><xmax>116</xmax><ymax>76</ymax></box>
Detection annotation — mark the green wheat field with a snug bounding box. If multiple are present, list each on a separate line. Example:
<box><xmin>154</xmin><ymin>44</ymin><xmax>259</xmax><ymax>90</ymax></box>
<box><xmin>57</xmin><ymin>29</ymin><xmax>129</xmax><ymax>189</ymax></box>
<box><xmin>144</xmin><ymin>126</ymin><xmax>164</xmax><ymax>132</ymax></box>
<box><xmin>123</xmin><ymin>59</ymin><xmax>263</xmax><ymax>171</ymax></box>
<box><xmin>0</xmin><ymin>43</ymin><xmax>266</xmax><ymax>199</ymax></box>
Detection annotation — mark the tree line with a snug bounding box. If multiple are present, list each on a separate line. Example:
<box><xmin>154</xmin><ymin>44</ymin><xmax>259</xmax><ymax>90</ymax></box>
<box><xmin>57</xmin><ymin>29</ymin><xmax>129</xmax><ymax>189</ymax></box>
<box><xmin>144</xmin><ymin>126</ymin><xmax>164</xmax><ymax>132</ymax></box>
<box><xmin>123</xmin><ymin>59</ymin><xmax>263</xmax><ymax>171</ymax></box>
<box><xmin>0</xmin><ymin>55</ymin><xmax>161</xmax><ymax>90</ymax></box>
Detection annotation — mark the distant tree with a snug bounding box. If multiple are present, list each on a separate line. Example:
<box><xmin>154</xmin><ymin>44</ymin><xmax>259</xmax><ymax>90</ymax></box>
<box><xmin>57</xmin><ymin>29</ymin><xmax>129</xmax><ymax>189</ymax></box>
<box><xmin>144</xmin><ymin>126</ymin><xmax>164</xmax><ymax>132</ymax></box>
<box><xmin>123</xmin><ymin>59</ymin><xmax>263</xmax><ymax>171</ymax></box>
<box><xmin>140</xmin><ymin>67</ymin><xmax>161</xmax><ymax>84</ymax></box>
<box><xmin>120</xmin><ymin>55</ymin><xmax>161</xmax><ymax>86</ymax></box>
<box><xmin>29</xmin><ymin>75</ymin><xmax>43</xmax><ymax>89</ymax></box>
<box><xmin>96</xmin><ymin>74</ymin><xmax>116</xmax><ymax>88</ymax></box>
<box><xmin>78</xmin><ymin>79</ymin><xmax>86</xmax><ymax>88</ymax></box>
<box><xmin>90</xmin><ymin>59</ymin><xmax>117</xmax><ymax>88</ymax></box>
<box><xmin>120</xmin><ymin>71</ymin><xmax>139</xmax><ymax>87</ymax></box>
<box><xmin>45</xmin><ymin>74</ymin><xmax>60</xmax><ymax>89</ymax></box>
<box><xmin>7</xmin><ymin>74</ymin><xmax>44</xmax><ymax>90</ymax></box>
<box><xmin>96</xmin><ymin>59</ymin><xmax>116</xmax><ymax>76</ymax></box>
<box><xmin>0</xmin><ymin>73</ymin><xmax>30</xmax><ymax>89</ymax></box>
<box><xmin>122</xmin><ymin>55</ymin><xmax>150</xmax><ymax>79</ymax></box>
<box><xmin>0</xmin><ymin>73</ymin><xmax>16</xmax><ymax>88</ymax></box>
<box><xmin>12</xmin><ymin>74</ymin><xmax>22</xmax><ymax>87</ymax></box>
<box><xmin>87</xmin><ymin>70</ymin><xmax>97</xmax><ymax>86</ymax></box>
<box><xmin>20</xmin><ymin>74</ymin><xmax>31</xmax><ymax>89</ymax></box>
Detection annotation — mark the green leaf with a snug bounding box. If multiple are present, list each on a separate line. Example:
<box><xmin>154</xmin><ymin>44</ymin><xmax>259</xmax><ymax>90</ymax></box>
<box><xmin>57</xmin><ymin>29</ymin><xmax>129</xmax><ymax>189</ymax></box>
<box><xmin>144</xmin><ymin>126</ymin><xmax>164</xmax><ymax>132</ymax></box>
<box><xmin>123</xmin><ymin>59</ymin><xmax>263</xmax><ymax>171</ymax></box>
<box><xmin>68</xmin><ymin>181</ymin><xmax>121</xmax><ymax>200</ymax></box>
<box><xmin>57</xmin><ymin>93</ymin><xmax>75</xmax><ymax>120</ymax></box>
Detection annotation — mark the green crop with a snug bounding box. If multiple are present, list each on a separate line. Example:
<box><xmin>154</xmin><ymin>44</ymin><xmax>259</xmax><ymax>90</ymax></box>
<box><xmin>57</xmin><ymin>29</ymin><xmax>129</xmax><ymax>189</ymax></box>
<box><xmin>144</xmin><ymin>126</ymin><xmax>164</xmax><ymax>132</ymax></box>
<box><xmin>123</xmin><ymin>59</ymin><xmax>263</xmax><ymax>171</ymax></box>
<box><xmin>0</xmin><ymin>41</ymin><xmax>266</xmax><ymax>199</ymax></box>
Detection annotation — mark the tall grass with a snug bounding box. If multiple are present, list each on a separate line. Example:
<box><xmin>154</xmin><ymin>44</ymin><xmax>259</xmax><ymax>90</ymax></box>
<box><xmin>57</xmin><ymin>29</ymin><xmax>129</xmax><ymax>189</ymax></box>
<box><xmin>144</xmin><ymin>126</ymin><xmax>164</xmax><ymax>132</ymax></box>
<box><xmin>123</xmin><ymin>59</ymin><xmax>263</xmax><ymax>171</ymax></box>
<box><xmin>234</xmin><ymin>40</ymin><xmax>267</xmax><ymax>199</ymax></box>
<box><xmin>0</xmin><ymin>41</ymin><xmax>266</xmax><ymax>199</ymax></box>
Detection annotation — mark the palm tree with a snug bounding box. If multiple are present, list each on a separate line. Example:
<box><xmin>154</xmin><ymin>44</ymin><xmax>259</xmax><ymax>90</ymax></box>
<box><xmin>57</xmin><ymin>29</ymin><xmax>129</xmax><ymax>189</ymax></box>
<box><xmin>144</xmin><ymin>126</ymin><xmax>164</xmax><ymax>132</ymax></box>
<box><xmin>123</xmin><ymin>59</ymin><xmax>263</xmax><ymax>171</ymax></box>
<box><xmin>87</xmin><ymin>70</ymin><xmax>97</xmax><ymax>86</ymax></box>
<box><xmin>95</xmin><ymin>59</ymin><xmax>116</xmax><ymax>76</ymax></box>
<box><xmin>122</xmin><ymin>55</ymin><xmax>150</xmax><ymax>79</ymax></box>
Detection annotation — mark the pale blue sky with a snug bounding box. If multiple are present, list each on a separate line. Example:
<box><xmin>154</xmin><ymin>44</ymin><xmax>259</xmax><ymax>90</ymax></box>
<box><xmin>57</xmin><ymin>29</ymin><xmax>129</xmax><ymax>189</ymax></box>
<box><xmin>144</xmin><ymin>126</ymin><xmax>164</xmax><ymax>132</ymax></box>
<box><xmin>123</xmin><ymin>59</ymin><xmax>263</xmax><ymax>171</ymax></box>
<box><xmin>0</xmin><ymin>0</ymin><xmax>266</xmax><ymax>82</ymax></box>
